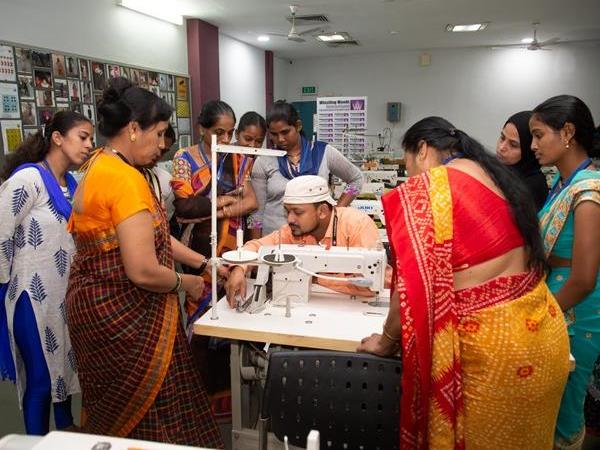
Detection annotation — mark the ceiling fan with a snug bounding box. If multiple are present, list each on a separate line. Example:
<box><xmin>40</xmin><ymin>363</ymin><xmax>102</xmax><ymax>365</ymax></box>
<box><xmin>494</xmin><ymin>22</ymin><xmax>560</xmax><ymax>51</ymax></box>
<box><xmin>265</xmin><ymin>5</ymin><xmax>325</xmax><ymax>43</ymax></box>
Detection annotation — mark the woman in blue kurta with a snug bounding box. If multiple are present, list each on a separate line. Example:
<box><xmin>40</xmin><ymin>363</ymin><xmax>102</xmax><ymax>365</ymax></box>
<box><xmin>0</xmin><ymin>111</ymin><xmax>93</xmax><ymax>434</ymax></box>
<box><xmin>531</xmin><ymin>95</ymin><xmax>600</xmax><ymax>449</ymax></box>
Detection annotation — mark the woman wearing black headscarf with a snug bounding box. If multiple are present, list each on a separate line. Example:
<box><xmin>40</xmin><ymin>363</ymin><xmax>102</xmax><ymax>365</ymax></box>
<box><xmin>496</xmin><ymin>111</ymin><xmax>549</xmax><ymax>210</ymax></box>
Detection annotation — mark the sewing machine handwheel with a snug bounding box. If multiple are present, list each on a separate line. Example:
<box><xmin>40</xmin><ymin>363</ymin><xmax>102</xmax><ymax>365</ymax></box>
<box><xmin>261</xmin><ymin>253</ymin><xmax>296</xmax><ymax>265</ymax></box>
<box><xmin>222</xmin><ymin>250</ymin><xmax>258</xmax><ymax>263</ymax></box>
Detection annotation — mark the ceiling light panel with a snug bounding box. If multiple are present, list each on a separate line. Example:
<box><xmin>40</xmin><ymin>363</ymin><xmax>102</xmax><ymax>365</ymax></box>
<box><xmin>445</xmin><ymin>23</ymin><xmax>488</xmax><ymax>32</ymax></box>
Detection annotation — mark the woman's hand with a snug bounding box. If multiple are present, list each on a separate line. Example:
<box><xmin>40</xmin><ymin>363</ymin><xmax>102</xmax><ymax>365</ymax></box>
<box><xmin>181</xmin><ymin>274</ymin><xmax>205</xmax><ymax>300</ymax></box>
<box><xmin>357</xmin><ymin>333</ymin><xmax>399</xmax><ymax>357</ymax></box>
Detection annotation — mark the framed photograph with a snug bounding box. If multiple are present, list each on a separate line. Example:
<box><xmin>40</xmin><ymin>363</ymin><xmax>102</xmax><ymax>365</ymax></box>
<box><xmin>34</xmin><ymin>69</ymin><xmax>52</xmax><ymax>89</ymax></box>
<box><xmin>17</xmin><ymin>74</ymin><xmax>35</xmax><ymax>100</ymax></box>
<box><xmin>70</xmin><ymin>102</ymin><xmax>81</xmax><ymax>114</ymax></box>
<box><xmin>176</xmin><ymin>76</ymin><xmax>187</xmax><ymax>100</ymax></box>
<box><xmin>148</xmin><ymin>71</ymin><xmax>159</xmax><ymax>87</ymax></box>
<box><xmin>121</xmin><ymin>66</ymin><xmax>131</xmax><ymax>80</ymax></box>
<box><xmin>20</xmin><ymin>102</ymin><xmax>36</xmax><ymax>126</ymax></box>
<box><xmin>159</xmin><ymin>73</ymin><xmax>169</xmax><ymax>90</ymax></box>
<box><xmin>131</xmin><ymin>69</ymin><xmax>141</xmax><ymax>86</ymax></box>
<box><xmin>1</xmin><ymin>120</ymin><xmax>23</xmax><ymax>154</ymax></box>
<box><xmin>169</xmin><ymin>110</ymin><xmax>177</xmax><ymax>127</ymax></box>
<box><xmin>36</xmin><ymin>89</ymin><xmax>55</xmax><ymax>107</ymax></box>
<box><xmin>15</xmin><ymin>48</ymin><xmax>32</xmax><ymax>73</ymax></box>
<box><xmin>37</xmin><ymin>108</ymin><xmax>54</xmax><ymax>126</ymax></box>
<box><xmin>108</xmin><ymin>65</ymin><xmax>121</xmax><ymax>79</ymax></box>
<box><xmin>91</xmin><ymin>62</ymin><xmax>107</xmax><ymax>91</ymax></box>
<box><xmin>31</xmin><ymin>51</ymin><xmax>51</xmax><ymax>68</ymax></box>
<box><xmin>68</xmin><ymin>79</ymin><xmax>80</xmax><ymax>102</ymax></box>
<box><xmin>138</xmin><ymin>71</ymin><xmax>148</xmax><ymax>88</ymax></box>
<box><xmin>149</xmin><ymin>85</ymin><xmax>160</xmax><ymax>96</ymax></box>
<box><xmin>0</xmin><ymin>82</ymin><xmax>20</xmax><ymax>119</ymax></box>
<box><xmin>79</xmin><ymin>59</ymin><xmax>90</xmax><ymax>81</ymax></box>
<box><xmin>54</xmin><ymin>79</ymin><xmax>68</xmax><ymax>102</ymax></box>
<box><xmin>65</xmin><ymin>56</ymin><xmax>78</xmax><ymax>78</ymax></box>
<box><xmin>52</xmin><ymin>54</ymin><xmax>66</xmax><ymax>77</ymax></box>
<box><xmin>0</xmin><ymin>46</ymin><xmax>17</xmax><ymax>82</ymax></box>
<box><xmin>23</xmin><ymin>127</ymin><xmax>39</xmax><ymax>140</ymax></box>
<box><xmin>81</xmin><ymin>81</ymin><xmax>92</xmax><ymax>103</ymax></box>
<box><xmin>167</xmin><ymin>75</ymin><xmax>174</xmax><ymax>91</ymax></box>
<box><xmin>177</xmin><ymin>117</ymin><xmax>191</xmax><ymax>134</ymax></box>
<box><xmin>56</xmin><ymin>102</ymin><xmax>69</xmax><ymax>112</ymax></box>
<box><xmin>83</xmin><ymin>104</ymin><xmax>95</xmax><ymax>123</ymax></box>
<box><xmin>166</xmin><ymin>92</ymin><xmax>176</xmax><ymax>108</ymax></box>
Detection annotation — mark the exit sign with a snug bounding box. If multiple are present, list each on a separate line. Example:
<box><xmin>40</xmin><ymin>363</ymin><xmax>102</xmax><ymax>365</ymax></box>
<box><xmin>301</xmin><ymin>85</ymin><xmax>318</xmax><ymax>95</ymax></box>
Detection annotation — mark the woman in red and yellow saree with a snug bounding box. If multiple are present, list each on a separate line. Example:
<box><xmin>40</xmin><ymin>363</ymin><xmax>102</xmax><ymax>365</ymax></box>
<box><xmin>66</xmin><ymin>78</ymin><xmax>223</xmax><ymax>447</ymax></box>
<box><xmin>359</xmin><ymin>117</ymin><xmax>570</xmax><ymax>450</ymax></box>
<box><xmin>171</xmin><ymin>100</ymin><xmax>258</xmax><ymax>325</ymax></box>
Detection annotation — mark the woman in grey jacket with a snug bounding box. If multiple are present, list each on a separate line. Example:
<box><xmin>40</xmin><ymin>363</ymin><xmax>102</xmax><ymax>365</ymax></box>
<box><xmin>249</xmin><ymin>100</ymin><xmax>363</xmax><ymax>237</ymax></box>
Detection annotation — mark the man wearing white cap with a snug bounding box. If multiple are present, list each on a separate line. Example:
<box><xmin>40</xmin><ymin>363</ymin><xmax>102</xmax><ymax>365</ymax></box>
<box><xmin>224</xmin><ymin>175</ymin><xmax>389</xmax><ymax>307</ymax></box>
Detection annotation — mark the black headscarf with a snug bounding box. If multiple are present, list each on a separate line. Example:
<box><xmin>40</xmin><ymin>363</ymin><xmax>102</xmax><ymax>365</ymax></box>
<box><xmin>503</xmin><ymin>110</ymin><xmax>548</xmax><ymax>210</ymax></box>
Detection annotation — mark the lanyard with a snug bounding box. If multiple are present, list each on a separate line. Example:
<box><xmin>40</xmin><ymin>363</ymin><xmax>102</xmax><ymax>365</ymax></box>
<box><xmin>200</xmin><ymin>142</ymin><xmax>247</xmax><ymax>191</ymax></box>
<box><xmin>442</xmin><ymin>152</ymin><xmax>464</xmax><ymax>165</ymax></box>
<box><xmin>545</xmin><ymin>158</ymin><xmax>592</xmax><ymax>206</ymax></box>
<box><xmin>331</xmin><ymin>208</ymin><xmax>339</xmax><ymax>247</ymax></box>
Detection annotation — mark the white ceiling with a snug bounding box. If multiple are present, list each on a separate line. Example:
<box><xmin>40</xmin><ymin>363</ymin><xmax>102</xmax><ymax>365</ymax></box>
<box><xmin>173</xmin><ymin>0</ymin><xmax>600</xmax><ymax>59</ymax></box>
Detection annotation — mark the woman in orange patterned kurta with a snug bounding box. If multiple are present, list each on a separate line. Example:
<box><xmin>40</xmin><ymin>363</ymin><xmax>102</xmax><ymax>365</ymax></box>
<box><xmin>359</xmin><ymin>117</ymin><xmax>569</xmax><ymax>449</ymax></box>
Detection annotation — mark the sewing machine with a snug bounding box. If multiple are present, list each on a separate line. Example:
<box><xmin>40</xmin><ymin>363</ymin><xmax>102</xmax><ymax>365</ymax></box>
<box><xmin>236</xmin><ymin>244</ymin><xmax>387</xmax><ymax>314</ymax></box>
<box><xmin>361</xmin><ymin>170</ymin><xmax>398</xmax><ymax>184</ymax></box>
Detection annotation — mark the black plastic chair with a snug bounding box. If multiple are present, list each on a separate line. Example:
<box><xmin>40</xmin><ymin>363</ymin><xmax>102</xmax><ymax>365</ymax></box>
<box><xmin>257</xmin><ymin>350</ymin><xmax>401</xmax><ymax>450</ymax></box>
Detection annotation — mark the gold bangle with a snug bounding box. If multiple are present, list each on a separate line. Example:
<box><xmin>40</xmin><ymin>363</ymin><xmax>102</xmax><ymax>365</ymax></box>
<box><xmin>382</xmin><ymin>323</ymin><xmax>401</xmax><ymax>343</ymax></box>
<box><xmin>224</xmin><ymin>205</ymin><xmax>230</xmax><ymax>218</ymax></box>
<box><xmin>171</xmin><ymin>272</ymin><xmax>182</xmax><ymax>293</ymax></box>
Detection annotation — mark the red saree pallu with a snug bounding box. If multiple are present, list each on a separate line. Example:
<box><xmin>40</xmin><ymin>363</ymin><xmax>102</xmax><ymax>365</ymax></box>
<box><xmin>66</xmin><ymin>191</ymin><xmax>223</xmax><ymax>447</ymax></box>
<box><xmin>382</xmin><ymin>167</ymin><xmax>569</xmax><ymax>450</ymax></box>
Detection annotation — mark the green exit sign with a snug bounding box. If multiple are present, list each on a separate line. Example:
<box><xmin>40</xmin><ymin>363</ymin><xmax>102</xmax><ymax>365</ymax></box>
<box><xmin>301</xmin><ymin>86</ymin><xmax>317</xmax><ymax>95</ymax></box>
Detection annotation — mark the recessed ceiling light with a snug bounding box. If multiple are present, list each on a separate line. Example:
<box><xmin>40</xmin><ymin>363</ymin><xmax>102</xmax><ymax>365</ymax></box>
<box><xmin>257</xmin><ymin>35</ymin><xmax>270</xmax><ymax>42</ymax></box>
<box><xmin>390</xmin><ymin>30</ymin><xmax>400</xmax><ymax>35</ymax></box>
<box><xmin>317</xmin><ymin>33</ymin><xmax>349</xmax><ymax>42</ymax></box>
<box><xmin>445</xmin><ymin>23</ymin><xmax>489</xmax><ymax>32</ymax></box>
<box><xmin>521</xmin><ymin>37</ymin><xmax>534</xmax><ymax>44</ymax></box>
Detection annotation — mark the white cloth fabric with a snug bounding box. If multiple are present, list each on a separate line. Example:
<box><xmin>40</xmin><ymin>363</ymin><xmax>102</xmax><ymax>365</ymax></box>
<box><xmin>0</xmin><ymin>168</ymin><xmax>80</xmax><ymax>406</ymax></box>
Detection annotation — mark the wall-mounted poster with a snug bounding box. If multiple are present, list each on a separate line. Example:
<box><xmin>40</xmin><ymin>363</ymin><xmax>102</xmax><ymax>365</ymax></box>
<box><xmin>83</xmin><ymin>104</ymin><xmax>95</xmax><ymax>123</ymax></box>
<box><xmin>176</xmin><ymin>100</ymin><xmax>190</xmax><ymax>118</ymax></box>
<box><xmin>23</xmin><ymin>127</ymin><xmax>38</xmax><ymax>140</ymax></box>
<box><xmin>0</xmin><ymin>45</ymin><xmax>17</xmax><ymax>82</ymax></box>
<box><xmin>36</xmin><ymin>89</ymin><xmax>55</xmax><ymax>107</ymax></box>
<box><xmin>31</xmin><ymin>51</ymin><xmax>51</xmax><ymax>68</ymax></box>
<box><xmin>68</xmin><ymin>79</ymin><xmax>80</xmax><ymax>102</ymax></box>
<box><xmin>148</xmin><ymin>71</ymin><xmax>159</xmax><ymax>87</ymax></box>
<box><xmin>121</xmin><ymin>66</ymin><xmax>131</xmax><ymax>80</ymax></box>
<box><xmin>34</xmin><ymin>68</ymin><xmax>52</xmax><ymax>88</ymax></box>
<box><xmin>15</xmin><ymin>48</ymin><xmax>32</xmax><ymax>73</ymax></box>
<box><xmin>1</xmin><ymin>120</ymin><xmax>23</xmax><ymax>154</ymax></box>
<box><xmin>79</xmin><ymin>59</ymin><xmax>90</xmax><ymax>81</ymax></box>
<box><xmin>317</xmin><ymin>96</ymin><xmax>368</xmax><ymax>155</ymax></box>
<box><xmin>176</xmin><ymin>76</ymin><xmax>187</xmax><ymax>100</ymax></box>
<box><xmin>138</xmin><ymin>71</ymin><xmax>148</xmax><ymax>88</ymax></box>
<box><xmin>55</xmin><ymin>78</ymin><xmax>68</xmax><ymax>102</ymax></box>
<box><xmin>177</xmin><ymin>117</ymin><xmax>190</xmax><ymax>134</ymax></box>
<box><xmin>130</xmin><ymin>68</ymin><xmax>141</xmax><ymax>86</ymax></box>
<box><xmin>56</xmin><ymin>102</ymin><xmax>69</xmax><ymax>112</ymax></box>
<box><xmin>81</xmin><ymin>81</ymin><xmax>92</xmax><ymax>103</ymax></box>
<box><xmin>52</xmin><ymin>53</ymin><xmax>66</xmax><ymax>77</ymax></box>
<box><xmin>159</xmin><ymin>73</ymin><xmax>169</xmax><ymax>90</ymax></box>
<box><xmin>18</xmin><ymin>74</ymin><xmax>34</xmax><ymax>99</ymax></box>
<box><xmin>108</xmin><ymin>65</ymin><xmax>121</xmax><ymax>79</ymax></box>
<box><xmin>20</xmin><ymin>102</ymin><xmax>36</xmax><ymax>125</ymax></box>
<box><xmin>65</xmin><ymin>55</ymin><xmax>78</xmax><ymax>77</ymax></box>
<box><xmin>0</xmin><ymin>83</ymin><xmax>19</xmax><ymax>119</ymax></box>
<box><xmin>38</xmin><ymin>108</ymin><xmax>53</xmax><ymax>126</ymax></box>
<box><xmin>91</xmin><ymin>61</ymin><xmax>106</xmax><ymax>91</ymax></box>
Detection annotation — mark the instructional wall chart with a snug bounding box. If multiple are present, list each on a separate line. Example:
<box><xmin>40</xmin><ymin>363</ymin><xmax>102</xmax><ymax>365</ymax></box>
<box><xmin>316</xmin><ymin>96</ymin><xmax>367</xmax><ymax>157</ymax></box>
<box><xmin>0</xmin><ymin>41</ymin><xmax>192</xmax><ymax>156</ymax></box>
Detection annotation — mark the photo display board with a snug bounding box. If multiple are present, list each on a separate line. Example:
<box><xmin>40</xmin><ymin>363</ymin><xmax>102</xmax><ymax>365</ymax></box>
<box><xmin>0</xmin><ymin>41</ymin><xmax>192</xmax><ymax>155</ymax></box>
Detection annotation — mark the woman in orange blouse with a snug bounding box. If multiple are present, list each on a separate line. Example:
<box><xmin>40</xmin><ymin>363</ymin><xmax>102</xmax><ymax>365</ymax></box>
<box><xmin>66</xmin><ymin>78</ymin><xmax>223</xmax><ymax>447</ymax></box>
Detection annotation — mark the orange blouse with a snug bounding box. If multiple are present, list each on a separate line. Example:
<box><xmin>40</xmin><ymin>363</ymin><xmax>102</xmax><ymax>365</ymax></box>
<box><xmin>68</xmin><ymin>151</ymin><xmax>157</xmax><ymax>236</ymax></box>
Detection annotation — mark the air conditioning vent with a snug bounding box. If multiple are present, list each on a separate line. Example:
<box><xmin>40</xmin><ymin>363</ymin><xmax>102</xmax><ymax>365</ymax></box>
<box><xmin>325</xmin><ymin>40</ymin><xmax>360</xmax><ymax>47</ymax></box>
<box><xmin>287</xmin><ymin>14</ymin><xmax>329</xmax><ymax>25</ymax></box>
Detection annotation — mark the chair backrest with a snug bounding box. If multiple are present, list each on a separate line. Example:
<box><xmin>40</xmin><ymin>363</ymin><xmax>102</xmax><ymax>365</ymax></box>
<box><xmin>261</xmin><ymin>350</ymin><xmax>401</xmax><ymax>450</ymax></box>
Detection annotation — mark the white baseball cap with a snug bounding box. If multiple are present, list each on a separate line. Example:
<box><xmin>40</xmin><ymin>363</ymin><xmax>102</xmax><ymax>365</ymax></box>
<box><xmin>283</xmin><ymin>175</ymin><xmax>337</xmax><ymax>206</ymax></box>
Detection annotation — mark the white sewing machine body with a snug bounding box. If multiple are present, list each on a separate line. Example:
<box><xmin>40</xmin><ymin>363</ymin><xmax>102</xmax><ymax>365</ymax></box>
<box><xmin>241</xmin><ymin>244</ymin><xmax>387</xmax><ymax>313</ymax></box>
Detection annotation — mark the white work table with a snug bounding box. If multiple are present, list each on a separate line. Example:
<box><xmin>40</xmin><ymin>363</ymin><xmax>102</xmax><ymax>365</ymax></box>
<box><xmin>194</xmin><ymin>288</ymin><xmax>389</xmax><ymax>352</ymax></box>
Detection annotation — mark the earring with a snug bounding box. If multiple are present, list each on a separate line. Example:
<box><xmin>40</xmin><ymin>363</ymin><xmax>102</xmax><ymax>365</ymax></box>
<box><xmin>565</xmin><ymin>142</ymin><xmax>570</xmax><ymax>149</ymax></box>
<box><xmin>130</xmin><ymin>134</ymin><xmax>136</xmax><ymax>142</ymax></box>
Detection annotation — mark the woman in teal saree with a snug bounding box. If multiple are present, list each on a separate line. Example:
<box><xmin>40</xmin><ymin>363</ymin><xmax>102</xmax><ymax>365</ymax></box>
<box><xmin>532</xmin><ymin>95</ymin><xmax>600</xmax><ymax>449</ymax></box>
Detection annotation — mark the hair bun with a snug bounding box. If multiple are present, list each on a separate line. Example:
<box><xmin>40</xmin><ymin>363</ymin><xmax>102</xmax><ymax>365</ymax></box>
<box><xmin>101</xmin><ymin>77</ymin><xmax>133</xmax><ymax>104</ymax></box>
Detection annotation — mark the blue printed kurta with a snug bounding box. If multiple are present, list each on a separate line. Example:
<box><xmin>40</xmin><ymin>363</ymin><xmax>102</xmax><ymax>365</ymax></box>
<box><xmin>0</xmin><ymin>167</ymin><xmax>80</xmax><ymax>405</ymax></box>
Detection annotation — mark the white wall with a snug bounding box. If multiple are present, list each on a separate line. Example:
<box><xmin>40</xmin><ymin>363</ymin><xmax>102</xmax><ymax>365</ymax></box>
<box><xmin>219</xmin><ymin>33</ymin><xmax>266</xmax><ymax>119</ymax></box>
<box><xmin>0</xmin><ymin>0</ymin><xmax>188</xmax><ymax>74</ymax></box>
<box><xmin>285</xmin><ymin>45</ymin><xmax>600</xmax><ymax>151</ymax></box>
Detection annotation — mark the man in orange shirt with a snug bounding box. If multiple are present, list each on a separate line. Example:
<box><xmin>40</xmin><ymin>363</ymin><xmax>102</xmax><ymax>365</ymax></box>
<box><xmin>224</xmin><ymin>175</ymin><xmax>390</xmax><ymax>307</ymax></box>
